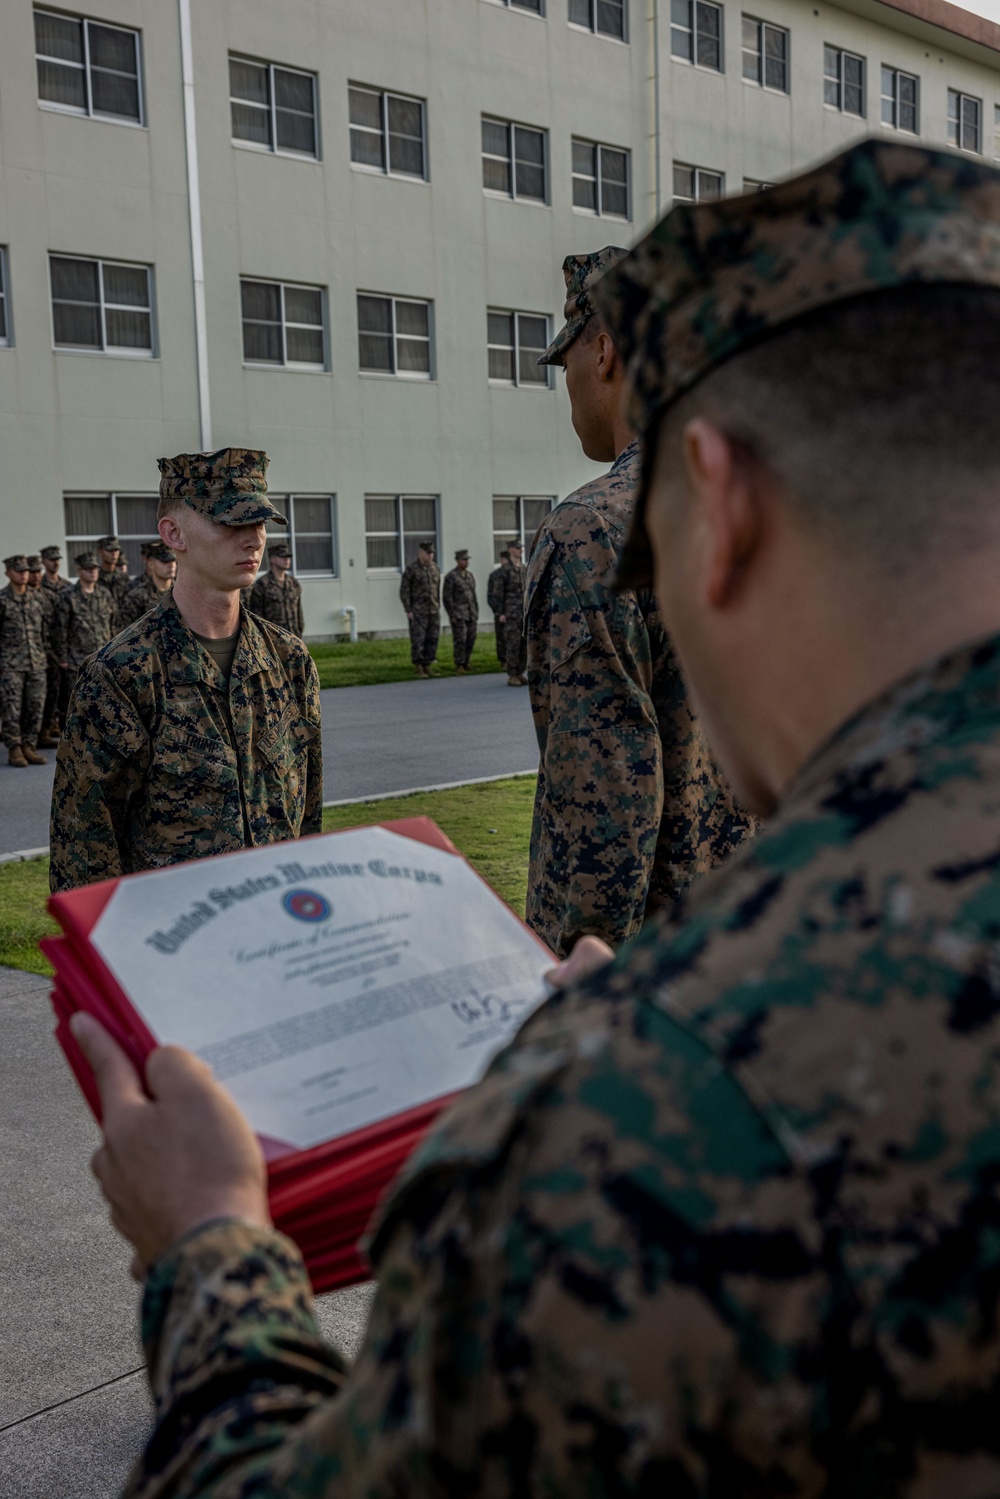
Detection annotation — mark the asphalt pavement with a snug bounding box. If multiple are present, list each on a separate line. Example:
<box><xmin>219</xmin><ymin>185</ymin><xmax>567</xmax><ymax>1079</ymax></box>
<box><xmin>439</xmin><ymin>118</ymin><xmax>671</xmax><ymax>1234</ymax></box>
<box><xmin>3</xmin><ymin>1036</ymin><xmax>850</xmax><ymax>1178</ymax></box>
<box><xmin>0</xmin><ymin>671</ymin><xmax>539</xmax><ymax>857</ymax></box>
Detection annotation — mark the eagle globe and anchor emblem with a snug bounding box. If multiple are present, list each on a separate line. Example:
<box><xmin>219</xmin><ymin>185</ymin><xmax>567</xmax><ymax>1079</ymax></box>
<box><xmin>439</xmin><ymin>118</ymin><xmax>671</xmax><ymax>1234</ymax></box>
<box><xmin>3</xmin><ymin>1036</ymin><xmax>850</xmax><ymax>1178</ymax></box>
<box><xmin>282</xmin><ymin>889</ymin><xmax>332</xmax><ymax>923</ymax></box>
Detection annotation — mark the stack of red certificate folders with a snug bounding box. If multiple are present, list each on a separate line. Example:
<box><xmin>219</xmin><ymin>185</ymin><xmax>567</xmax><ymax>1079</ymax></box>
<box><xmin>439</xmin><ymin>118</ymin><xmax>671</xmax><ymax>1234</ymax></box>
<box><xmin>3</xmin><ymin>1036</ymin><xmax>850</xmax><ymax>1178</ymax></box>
<box><xmin>43</xmin><ymin>818</ymin><xmax>491</xmax><ymax>1293</ymax></box>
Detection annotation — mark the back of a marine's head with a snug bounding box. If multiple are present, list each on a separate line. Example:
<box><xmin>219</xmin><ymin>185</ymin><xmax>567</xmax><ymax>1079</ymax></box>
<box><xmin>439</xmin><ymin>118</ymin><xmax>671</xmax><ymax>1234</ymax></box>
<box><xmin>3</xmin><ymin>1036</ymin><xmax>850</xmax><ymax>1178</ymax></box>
<box><xmin>595</xmin><ymin>140</ymin><xmax>1000</xmax><ymax>813</ymax></box>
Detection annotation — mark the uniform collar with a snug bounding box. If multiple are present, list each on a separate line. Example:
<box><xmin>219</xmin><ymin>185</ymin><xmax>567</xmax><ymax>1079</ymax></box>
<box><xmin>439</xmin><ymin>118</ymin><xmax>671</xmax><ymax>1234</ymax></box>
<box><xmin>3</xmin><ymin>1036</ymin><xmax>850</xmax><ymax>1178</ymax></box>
<box><xmin>610</xmin><ymin>436</ymin><xmax>642</xmax><ymax>477</ymax></box>
<box><xmin>154</xmin><ymin>593</ymin><xmax>280</xmax><ymax>689</ymax></box>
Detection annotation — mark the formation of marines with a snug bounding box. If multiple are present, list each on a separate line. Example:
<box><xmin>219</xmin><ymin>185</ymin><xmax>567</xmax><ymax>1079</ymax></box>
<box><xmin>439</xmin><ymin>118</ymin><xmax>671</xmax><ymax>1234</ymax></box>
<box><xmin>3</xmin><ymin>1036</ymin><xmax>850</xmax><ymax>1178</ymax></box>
<box><xmin>33</xmin><ymin>134</ymin><xmax>1000</xmax><ymax>1499</ymax></box>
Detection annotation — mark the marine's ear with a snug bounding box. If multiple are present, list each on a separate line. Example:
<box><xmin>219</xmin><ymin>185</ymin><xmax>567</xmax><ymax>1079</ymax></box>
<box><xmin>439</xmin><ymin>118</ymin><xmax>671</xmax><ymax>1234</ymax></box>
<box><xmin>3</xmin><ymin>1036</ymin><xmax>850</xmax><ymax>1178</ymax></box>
<box><xmin>681</xmin><ymin>419</ymin><xmax>764</xmax><ymax>612</ymax></box>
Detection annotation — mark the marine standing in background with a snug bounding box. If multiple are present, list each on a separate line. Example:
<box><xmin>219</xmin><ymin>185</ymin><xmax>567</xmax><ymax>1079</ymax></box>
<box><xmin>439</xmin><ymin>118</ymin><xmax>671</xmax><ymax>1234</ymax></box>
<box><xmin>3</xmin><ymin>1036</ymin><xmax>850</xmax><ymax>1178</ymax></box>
<box><xmin>39</xmin><ymin>544</ymin><xmax>72</xmax><ymax>738</ymax></box>
<box><xmin>24</xmin><ymin>556</ymin><xmax>59</xmax><ymax>748</ymax></box>
<box><xmin>525</xmin><ymin>248</ymin><xmax>753</xmax><ymax>956</ymax></box>
<box><xmin>497</xmin><ymin>540</ymin><xmax>527</xmax><ymax>686</ymax></box>
<box><xmin>249</xmin><ymin>540</ymin><xmax>304</xmax><ymax>637</ymax></box>
<box><xmin>399</xmin><ymin>539</ymin><xmax>440</xmax><ymax>678</ymax></box>
<box><xmin>0</xmin><ymin>554</ymin><xmax>49</xmax><ymax>767</ymax></box>
<box><xmin>118</xmin><ymin>541</ymin><xmax>177</xmax><ymax>629</ymax></box>
<box><xmin>50</xmin><ymin>448</ymin><xmax>322</xmax><ymax>893</ymax></box>
<box><xmin>487</xmin><ymin>549</ymin><xmax>507</xmax><ymax>664</ymax></box>
<box><xmin>52</xmin><ymin>552</ymin><xmax>117</xmax><ymax>693</ymax></box>
<box><xmin>442</xmin><ymin>549</ymin><xmax>478</xmax><ymax>673</ymax></box>
<box><xmin>95</xmin><ymin>534</ymin><xmax>130</xmax><ymax>625</ymax></box>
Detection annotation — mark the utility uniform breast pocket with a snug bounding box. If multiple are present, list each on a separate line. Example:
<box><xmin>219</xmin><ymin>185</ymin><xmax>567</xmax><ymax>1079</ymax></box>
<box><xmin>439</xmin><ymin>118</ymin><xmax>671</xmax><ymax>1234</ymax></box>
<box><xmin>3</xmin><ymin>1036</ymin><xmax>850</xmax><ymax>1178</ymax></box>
<box><xmin>144</xmin><ymin>732</ymin><xmax>240</xmax><ymax>857</ymax></box>
<box><xmin>255</xmin><ymin>711</ymin><xmax>317</xmax><ymax>828</ymax></box>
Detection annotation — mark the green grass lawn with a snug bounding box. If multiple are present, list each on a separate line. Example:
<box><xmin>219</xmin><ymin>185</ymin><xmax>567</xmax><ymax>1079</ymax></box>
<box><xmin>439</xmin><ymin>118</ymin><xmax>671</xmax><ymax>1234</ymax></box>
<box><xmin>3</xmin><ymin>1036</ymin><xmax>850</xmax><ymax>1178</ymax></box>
<box><xmin>0</xmin><ymin>775</ymin><xmax>535</xmax><ymax>979</ymax></box>
<box><xmin>310</xmin><ymin>629</ymin><xmax>504</xmax><ymax>689</ymax></box>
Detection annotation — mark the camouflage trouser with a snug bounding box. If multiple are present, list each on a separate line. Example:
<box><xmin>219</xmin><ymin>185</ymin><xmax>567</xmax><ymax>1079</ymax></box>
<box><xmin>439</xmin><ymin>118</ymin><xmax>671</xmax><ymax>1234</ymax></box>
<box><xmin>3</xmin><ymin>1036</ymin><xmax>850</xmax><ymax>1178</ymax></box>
<box><xmin>43</xmin><ymin>661</ymin><xmax>69</xmax><ymax>730</ymax></box>
<box><xmin>502</xmin><ymin>616</ymin><xmax>526</xmax><ymax>677</ymax></box>
<box><xmin>494</xmin><ymin>617</ymin><xmax>504</xmax><ymax>664</ymax></box>
<box><xmin>0</xmin><ymin>668</ymin><xmax>46</xmax><ymax>749</ymax></box>
<box><xmin>449</xmin><ymin>617</ymin><xmax>477</xmax><ymax>669</ymax></box>
<box><xmin>408</xmin><ymin>610</ymin><xmax>440</xmax><ymax>667</ymax></box>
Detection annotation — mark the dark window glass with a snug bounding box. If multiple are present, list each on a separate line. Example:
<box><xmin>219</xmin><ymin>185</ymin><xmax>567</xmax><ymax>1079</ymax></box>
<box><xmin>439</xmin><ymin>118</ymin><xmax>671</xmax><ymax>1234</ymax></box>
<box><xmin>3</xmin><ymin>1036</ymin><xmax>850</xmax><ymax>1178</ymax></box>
<box><xmin>671</xmin><ymin>0</ymin><xmax>692</xmax><ymax>60</ymax></box>
<box><xmin>695</xmin><ymin>2</ymin><xmax>720</xmax><ymax>69</ymax></box>
<box><xmin>274</xmin><ymin>67</ymin><xmax>316</xmax><ymax>154</ymax></box>
<box><xmin>387</xmin><ymin>95</ymin><xmax>425</xmax><ymax>176</ymax></box>
<box><xmin>600</xmin><ymin>146</ymin><xmax>628</xmax><ymax>216</ymax></box>
<box><xmin>482</xmin><ymin>118</ymin><xmax>512</xmax><ymax>192</ymax></box>
<box><xmin>358</xmin><ymin>294</ymin><xmax>394</xmax><ymax>372</ymax></box>
<box><xmin>514</xmin><ymin>125</ymin><xmax>545</xmax><ymax>200</ymax></box>
<box><xmin>241</xmin><ymin>280</ymin><xmax>283</xmax><ymax>363</ymax></box>
<box><xmin>517</xmin><ymin>314</ymin><xmax>548</xmax><ymax>384</ymax></box>
<box><xmin>349</xmin><ymin>87</ymin><xmax>385</xmax><ymax>168</ymax></box>
<box><xmin>569</xmin><ymin>0</ymin><xmax>592</xmax><ymax>24</ymax></box>
<box><xmin>844</xmin><ymin>53</ymin><xmax>864</xmax><ymax>115</ymax></box>
<box><xmin>763</xmin><ymin>25</ymin><xmax>787</xmax><ymax>90</ymax></box>
<box><xmin>596</xmin><ymin>0</ymin><xmax>625</xmax><ymax>38</ymax></box>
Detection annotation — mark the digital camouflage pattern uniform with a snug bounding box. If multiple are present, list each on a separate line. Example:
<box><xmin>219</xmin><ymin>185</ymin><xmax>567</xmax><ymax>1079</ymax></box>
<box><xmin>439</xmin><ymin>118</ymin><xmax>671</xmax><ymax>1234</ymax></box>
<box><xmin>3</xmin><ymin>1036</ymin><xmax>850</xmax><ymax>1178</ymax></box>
<box><xmin>50</xmin><ymin>450</ymin><xmax>321</xmax><ymax>893</ymax></box>
<box><xmin>119</xmin><ymin>575</ymin><xmax>172</xmax><ymax>630</ymax></box>
<box><xmin>442</xmin><ymin>555</ymin><xmax>478</xmax><ymax>669</ymax></box>
<box><xmin>52</xmin><ymin>575</ymin><xmax>117</xmax><ymax>685</ymax></box>
<box><xmin>118</xmin><ymin>141</ymin><xmax>1000</xmax><ymax>1496</ymax></box>
<box><xmin>399</xmin><ymin>552</ymin><xmax>441</xmax><ymax>668</ymax></box>
<box><xmin>40</xmin><ymin>549</ymin><xmax>72</xmax><ymax>730</ymax></box>
<box><xmin>249</xmin><ymin>568</ymin><xmax>305</xmax><ymax>637</ymax></box>
<box><xmin>527</xmin><ymin>252</ymin><xmax>753</xmax><ymax>956</ymax></box>
<box><xmin>0</xmin><ymin>564</ymin><xmax>47</xmax><ymax>750</ymax></box>
<box><xmin>96</xmin><ymin>534</ymin><xmax>131</xmax><ymax>626</ymax></box>
<box><xmin>487</xmin><ymin>558</ymin><xmax>506</xmax><ymax>663</ymax></box>
<box><xmin>496</xmin><ymin>553</ymin><xmax>526</xmax><ymax>678</ymax></box>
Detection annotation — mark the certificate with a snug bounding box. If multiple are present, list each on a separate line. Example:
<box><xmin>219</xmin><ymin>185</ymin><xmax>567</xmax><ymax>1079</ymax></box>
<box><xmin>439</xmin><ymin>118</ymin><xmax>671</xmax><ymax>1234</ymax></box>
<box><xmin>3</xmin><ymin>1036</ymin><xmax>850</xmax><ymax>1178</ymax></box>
<box><xmin>87</xmin><ymin>826</ymin><xmax>553</xmax><ymax>1150</ymax></box>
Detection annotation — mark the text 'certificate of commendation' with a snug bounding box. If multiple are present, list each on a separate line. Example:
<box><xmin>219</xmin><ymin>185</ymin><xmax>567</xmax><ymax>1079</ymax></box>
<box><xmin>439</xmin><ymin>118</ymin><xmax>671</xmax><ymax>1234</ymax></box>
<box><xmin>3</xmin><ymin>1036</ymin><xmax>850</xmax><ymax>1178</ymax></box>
<box><xmin>88</xmin><ymin>828</ymin><xmax>554</xmax><ymax>1149</ymax></box>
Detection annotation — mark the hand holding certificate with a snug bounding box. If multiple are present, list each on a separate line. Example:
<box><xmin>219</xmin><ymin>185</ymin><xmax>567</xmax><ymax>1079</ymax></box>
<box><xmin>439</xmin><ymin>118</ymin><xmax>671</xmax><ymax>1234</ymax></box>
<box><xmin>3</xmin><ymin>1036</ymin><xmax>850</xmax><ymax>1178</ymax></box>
<box><xmin>44</xmin><ymin>818</ymin><xmax>555</xmax><ymax>1289</ymax></box>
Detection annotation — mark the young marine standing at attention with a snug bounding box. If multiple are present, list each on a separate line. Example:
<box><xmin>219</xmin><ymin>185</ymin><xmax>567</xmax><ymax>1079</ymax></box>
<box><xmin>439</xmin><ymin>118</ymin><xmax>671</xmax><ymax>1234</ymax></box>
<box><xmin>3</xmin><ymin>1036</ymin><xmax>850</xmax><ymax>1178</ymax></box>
<box><xmin>49</xmin><ymin>448</ymin><xmax>322</xmax><ymax>892</ymax></box>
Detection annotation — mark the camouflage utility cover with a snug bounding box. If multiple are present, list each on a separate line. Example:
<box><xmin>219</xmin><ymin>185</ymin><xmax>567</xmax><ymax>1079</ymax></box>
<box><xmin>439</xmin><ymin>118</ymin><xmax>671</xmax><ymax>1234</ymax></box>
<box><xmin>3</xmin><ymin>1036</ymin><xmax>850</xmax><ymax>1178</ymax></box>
<box><xmin>538</xmin><ymin>246</ymin><xmax>628</xmax><ymax>366</ymax></box>
<box><xmin>592</xmin><ymin>139</ymin><xmax>1000</xmax><ymax>586</ymax></box>
<box><xmin>157</xmin><ymin>448</ymin><xmax>287</xmax><ymax>527</ymax></box>
<box><xmin>49</xmin><ymin>593</ymin><xmax>321</xmax><ymax>892</ymax></box>
<box><xmin>526</xmin><ymin>439</ymin><xmax>753</xmax><ymax>956</ymax></box>
<box><xmin>124</xmin><ymin>631</ymin><xmax>1000</xmax><ymax>1497</ymax></box>
<box><xmin>249</xmin><ymin>569</ymin><xmax>304</xmax><ymax>637</ymax></box>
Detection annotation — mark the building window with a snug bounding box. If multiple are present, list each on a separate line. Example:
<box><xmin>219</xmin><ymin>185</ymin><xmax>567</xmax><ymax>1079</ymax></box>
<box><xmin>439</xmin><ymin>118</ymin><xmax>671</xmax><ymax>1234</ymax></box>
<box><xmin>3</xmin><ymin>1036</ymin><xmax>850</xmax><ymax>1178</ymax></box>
<box><xmin>348</xmin><ymin>86</ymin><xmax>427</xmax><ymax>178</ymax></box>
<box><xmin>742</xmin><ymin>177</ymin><xmax>773</xmax><ymax>192</ymax></box>
<box><xmin>0</xmin><ymin>250</ymin><xmax>9</xmax><ymax>347</ymax></box>
<box><xmin>481</xmin><ymin>117</ymin><xmax>547</xmax><ymax>201</ymax></box>
<box><xmin>487</xmin><ymin>310</ymin><xmax>551</xmax><ymax>386</ymax></box>
<box><xmin>672</xmin><ymin>163</ymin><xmax>724</xmax><ymax>203</ymax></box>
<box><xmin>64</xmin><ymin>493</ymin><xmax>158</xmax><ymax>575</ymax></box>
<box><xmin>357</xmin><ymin>294</ymin><xmax>432</xmax><ymax>377</ymax></box>
<box><xmin>742</xmin><ymin>16</ymin><xmax>788</xmax><ymax>90</ymax></box>
<box><xmin>495</xmin><ymin>0</ymin><xmax>544</xmax><ymax>12</ymax></box>
<box><xmin>229</xmin><ymin>56</ymin><xmax>317</xmax><ymax>157</ymax></box>
<box><xmin>949</xmin><ymin>89</ymin><xmax>981</xmax><ymax>153</ymax></box>
<box><xmin>492</xmin><ymin>496</ymin><xmax>555</xmax><ymax>561</ymax></box>
<box><xmin>879</xmin><ymin>67</ymin><xmax>918</xmax><ymax>132</ymax></box>
<box><xmin>241</xmin><ymin>280</ymin><xmax>325</xmax><ymax>369</ymax></box>
<box><xmin>670</xmin><ymin>0</ymin><xmax>722</xmax><ymax>69</ymax></box>
<box><xmin>569</xmin><ymin>0</ymin><xmax>626</xmax><ymax>40</ymax></box>
<box><xmin>34</xmin><ymin>9</ymin><xmax>142</xmax><ymax>123</ymax></box>
<box><xmin>824</xmin><ymin>46</ymin><xmax>865</xmax><ymax>115</ymax></box>
<box><xmin>364</xmin><ymin>494</ymin><xmax>438</xmax><ymax>572</ymax></box>
<box><xmin>265</xmin><ymin>495</ymin><xmax>337</xmax><ymax>576</ymax></box>
<box><xmin>572</xmin><ymin>140</ymin><xmax>630</xmax><ymax>217</ymax></box>
<box><xmin>50</xmin><ymin>256</ymin><xmax>153</xmax><ymax>355</ymax></box>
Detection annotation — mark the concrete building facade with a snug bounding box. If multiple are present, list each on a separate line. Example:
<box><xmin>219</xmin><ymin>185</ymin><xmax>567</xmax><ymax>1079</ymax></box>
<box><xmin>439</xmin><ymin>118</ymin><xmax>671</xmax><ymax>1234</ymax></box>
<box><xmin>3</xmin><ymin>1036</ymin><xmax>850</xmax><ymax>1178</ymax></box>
<box><xmin>1</xmin><ymin>0</ymin><xmax>999</xmax><ymax>636</ymax></box>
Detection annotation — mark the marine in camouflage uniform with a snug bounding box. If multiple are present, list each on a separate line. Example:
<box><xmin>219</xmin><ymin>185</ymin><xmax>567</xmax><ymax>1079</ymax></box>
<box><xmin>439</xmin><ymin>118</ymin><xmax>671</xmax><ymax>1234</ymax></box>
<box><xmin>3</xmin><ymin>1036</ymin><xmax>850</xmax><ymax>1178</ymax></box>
<box><xmin>95</xmin><ymin>533</ymin><xmax>130</xmax><ymax>626</ymax></box>
<box><xmin>526</xmin><ymin>250</ymin><xmax>753</xmax><ymax>957</ymax></box>
<box><xmin>50</xmin><ymin>450</ymin><xmax>322</xmax><ymax>893</ymax></box>
<box><xmin>399</xmin><ymin>539</ymin><xmax>441</xmax><ymax>676</ymax></box>
<box><xmin>496</xmin><ymin>542</ymin><xmax>527</xmax><ymax>683</ymax></box>
<box><xmin>100</xmin><ymin>141</ymin><xmax>1000</xmax><ymax>1497</ymax></box>
<box><xmin>487</xmin><ymin>551</ymin><xmax>507</xmax><ymax>663</ymax></box>
<box><xmin>118</xmin><ymin>542</ymin><xmax>176</xmax><ymax>630</ymax></box>
<box><xmin>442</xmin><ymin>549</ymin><xmax>478</xmax><ymax>671</ymax></box>
<box><xmin>248</xmin><ymin>540</ymin><xmax>305</xmax><ymax>637</ymax></box>
<box><xmin>39</xmin><ymin>544</ymin><xmax>72</xmax><ymax>735</ymax></box>
<box><xmin>0</xmin><ymin>554</ymin><xmax>48</xmax><ymax>764</ymax></box>
<box><xmin>52</xmin><ymin>554</ymin><xmax>118</xmax><ymax>690</ymax></box>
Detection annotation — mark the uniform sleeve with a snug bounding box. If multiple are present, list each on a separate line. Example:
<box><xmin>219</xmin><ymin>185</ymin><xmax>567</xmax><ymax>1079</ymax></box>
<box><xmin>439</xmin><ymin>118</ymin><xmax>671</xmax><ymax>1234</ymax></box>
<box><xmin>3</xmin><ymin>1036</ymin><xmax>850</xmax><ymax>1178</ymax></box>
<box><xmin>526</xmin><ymin>536</ymin><xmax>662</xmax><ymax>956</ymax></box>
<box><xmin>301</xmin><ymin>652</ymin><xmax>323</xmax><ymax>836</ymax></box>
<box><xmin>399</xmin><ymin>568</ymin><xmax>412</xmax><ymax>612</ymax></box>
<box><xmin>49</xmin><ymin>661</ymin><xmax>151</xmax><ymax>893</ymax></box>
<box><xmin>294</xmin><ymin>584</ymin><xmax>304</xmax><ymax>638</ymax></box>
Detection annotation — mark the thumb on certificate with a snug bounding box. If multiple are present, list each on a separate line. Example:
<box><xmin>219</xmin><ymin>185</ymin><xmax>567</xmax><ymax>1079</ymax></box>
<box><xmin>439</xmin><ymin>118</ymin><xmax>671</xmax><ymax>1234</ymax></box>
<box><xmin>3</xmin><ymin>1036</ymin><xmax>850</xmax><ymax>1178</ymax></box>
<box><xmin>70</xmin><ymin>1012</ymin><xmax>146</xmax><ymax>1115</ymax></box>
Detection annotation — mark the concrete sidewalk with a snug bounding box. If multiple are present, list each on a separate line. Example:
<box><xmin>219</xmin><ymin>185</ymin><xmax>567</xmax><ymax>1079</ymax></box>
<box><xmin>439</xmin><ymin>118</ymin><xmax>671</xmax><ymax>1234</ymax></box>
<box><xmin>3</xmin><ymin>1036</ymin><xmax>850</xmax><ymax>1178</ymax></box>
<box><xmin>0</xmin><ymin>966</ymin><xmax>375</xmax><ymax>1497</ymax></box>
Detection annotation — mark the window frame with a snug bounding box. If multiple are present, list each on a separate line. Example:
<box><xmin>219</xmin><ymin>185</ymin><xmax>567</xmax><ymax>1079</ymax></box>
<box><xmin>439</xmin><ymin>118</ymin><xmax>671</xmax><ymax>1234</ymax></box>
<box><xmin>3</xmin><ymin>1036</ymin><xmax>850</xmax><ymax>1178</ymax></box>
<box><xmin>487</xmin><ymin>0</ymin><xmax>546</xmax><ymax>14</ymax></box>
<box><xmin>481</xmin><ymin>116</ymin><xmax>549</xmax><ymax>203</ymax></box>
<box><xmin>364</xmin><ymin>494</ymin><xmax>440</xmax><ymax>576</ymax></box>
<box><xmin>229</xmin><ymin>54</ymin><xmax>319</xmax><ymax>160</ymax></box>
<box><xmin>64</xmin><ymin>493</ymin><xmax>159</xmax><ymax>575</ymax></box>
<box><xmin>357</xmin><ymin>292</ymin><xmax>434</xmax><ymax>380</ymax></box>
<box><xmin>49</xmin><ymin>254</ymin><xmax>155</xmax><ymax>357</ymax></box>
<box><xmin>741</xmin><ymin>15</ymin><xmax>789</xmax><ymax>92</ymax></box>
<box><xmin>265</xmin><ymin>494</ymin><xmax>338</xmax><ymax>578</ymax></box>
<box><xmin>670</xmin><ymin>0</ymin><xmax>723</xmax><ymax>72</ymax></box>
<box><xmin>240</xmin><ymin>278</ymin><xmax>327</xmax><ymax>372</ymax></box>
<box><xmin>568</xmin><ymin>0</ymin><xmax>628</xmax><ymax>42</ymax></box>
<box><xmin>34</xmin><ymin>8</ymin><xmax>145</xmax><ymax>126</ymax></box>
<box><xmin>879</xmin><ymin>65</ymin><xmax>919</xmax><ymax>133</ymax></box>
<box><xmin>348</xmin><ymin>84</ymin><xmax>428</xmax><ymax>180</ymax></box>
<box><xmin>492</xmin><ymin>494</ymin><xmax>556</xmax><ymax>561</ymax></box>
<box><xmin>571</xmin><ymin>138</ymin><xmax>631</xmax><ymax>218</ymax></box>
<box><xmin>672</xmin><ymin>162</ymin><xmax>725</xmax><ymax>203</ymax></box>
<box><xmin>487</xmin><ymin>308</ymin><xmax>553</xmax><ymax>389</ymax></box>
<box><xmin>823</xmin><ymin>44</ymin><xmax>866</xmax><ymax>117</ymax></box>
<box><xmin>948</xmin><ymin>88</ymin><xmax>982</xmax><ymax>153</ymax></box>
<box><xmin>0</xmin><ymin>249</ymin><xmax>9</xmax><ymax>348</ymax></box>
<box><xmin>742</xmin><ymin>177</ymin><xmax>774</xmax><ymax>192</ymax></box>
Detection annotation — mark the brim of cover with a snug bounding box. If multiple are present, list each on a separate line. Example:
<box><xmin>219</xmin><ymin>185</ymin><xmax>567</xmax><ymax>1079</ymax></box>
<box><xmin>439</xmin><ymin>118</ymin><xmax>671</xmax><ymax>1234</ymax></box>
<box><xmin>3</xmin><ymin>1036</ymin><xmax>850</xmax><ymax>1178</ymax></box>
<box><xmin>537</xmin><ymin>314</ymin><xmax>589</xmax><ymax>367</ymax></box>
